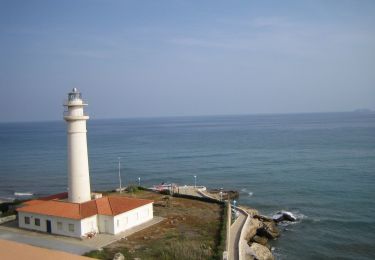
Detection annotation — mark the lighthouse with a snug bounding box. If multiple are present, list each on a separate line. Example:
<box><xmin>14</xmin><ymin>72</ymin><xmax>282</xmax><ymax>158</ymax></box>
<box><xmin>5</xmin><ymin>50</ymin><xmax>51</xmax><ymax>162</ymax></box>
<box><xmin>64</xmin><ymin>88</ymin><xmax>91</xmax><ymax>203</ymax></box>
<box><xmin>16</xmin><ymin>88</ymin><xmax>154</xmax><ymax>238</ymax></box>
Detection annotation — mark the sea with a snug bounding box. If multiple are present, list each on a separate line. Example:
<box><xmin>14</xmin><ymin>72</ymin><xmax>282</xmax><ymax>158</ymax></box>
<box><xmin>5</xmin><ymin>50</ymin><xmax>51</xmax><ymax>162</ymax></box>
<box><xmin>0</xmin><ymin>112</ymin><xmax>374</xmax><ymax>259</ymax></box>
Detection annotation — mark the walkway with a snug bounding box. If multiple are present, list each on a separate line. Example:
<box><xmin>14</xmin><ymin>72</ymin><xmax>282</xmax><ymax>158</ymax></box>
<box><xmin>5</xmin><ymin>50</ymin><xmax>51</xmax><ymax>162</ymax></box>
<box><xmin>229</xmin><ymin>209</ymin><xmax>247</xmax><ymax>260</ymax></box>
<box><xmin>177</xmin><ymin>186</ymin><xmax>203</xmax><ymax>197</ymax></box>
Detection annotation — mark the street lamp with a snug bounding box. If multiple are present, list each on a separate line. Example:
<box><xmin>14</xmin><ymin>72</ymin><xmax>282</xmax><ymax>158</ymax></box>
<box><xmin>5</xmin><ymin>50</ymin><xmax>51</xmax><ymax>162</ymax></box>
<box><xmin>138</xmin><ymin>177</ymin><xmax>141</xmax><ymax>187</ymax></box>
<box><xmin>220</xmin><ymin>191</ymin><xmax>223</xmax><ymax>201</ymax></box>
<box><xmin>194</xmin><ymin>175</ymin><xmax>197</xmax><ymax>188</ymax></box>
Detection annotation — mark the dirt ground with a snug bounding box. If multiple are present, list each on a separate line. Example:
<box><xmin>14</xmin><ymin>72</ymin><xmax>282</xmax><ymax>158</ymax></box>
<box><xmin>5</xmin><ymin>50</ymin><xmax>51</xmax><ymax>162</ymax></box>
<box><xmin>85</xmin><ymin>190</ymin><xmax>223</xmax><ymax>260</ymax></box>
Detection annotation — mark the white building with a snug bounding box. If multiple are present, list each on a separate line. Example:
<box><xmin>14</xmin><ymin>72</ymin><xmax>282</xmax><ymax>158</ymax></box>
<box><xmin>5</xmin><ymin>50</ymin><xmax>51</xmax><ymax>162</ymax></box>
<box><xmin>17</xmin><ymin>89</ymin><xmax>153</xmax><ymax>238</ymax></box>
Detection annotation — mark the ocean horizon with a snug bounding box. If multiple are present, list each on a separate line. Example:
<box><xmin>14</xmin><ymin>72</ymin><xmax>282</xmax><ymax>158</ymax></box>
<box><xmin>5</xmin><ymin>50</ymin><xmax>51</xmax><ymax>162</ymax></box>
<box><xmin>1</xmin><ymin>112</ymin><xmax>375</xmax><ymax>259</ymax></box>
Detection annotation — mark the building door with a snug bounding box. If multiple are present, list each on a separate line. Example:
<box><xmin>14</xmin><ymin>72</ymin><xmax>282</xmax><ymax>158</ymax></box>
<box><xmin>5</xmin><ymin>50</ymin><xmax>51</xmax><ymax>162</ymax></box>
<box><xmin>46</xmin><ymin>220</ymin><xmax>52</xmax><ymax>233</ymax></box>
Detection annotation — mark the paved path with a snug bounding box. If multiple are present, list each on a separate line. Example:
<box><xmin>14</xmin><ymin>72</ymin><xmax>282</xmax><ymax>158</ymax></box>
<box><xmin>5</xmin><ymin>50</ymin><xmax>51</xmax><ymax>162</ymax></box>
<box><xmin>0</xmin><ymin>217</ymin><xmax>164</xmax><ymax>255</ymax></box>
<box><xmin>229</xmin><ymin>209</ymin><xmax>247</xmax><ymax>260</ymax></box>
<box><xmin>177</xmin><ymin>186</ymin><xmax>203</xmax><ymax>197</ymax></box>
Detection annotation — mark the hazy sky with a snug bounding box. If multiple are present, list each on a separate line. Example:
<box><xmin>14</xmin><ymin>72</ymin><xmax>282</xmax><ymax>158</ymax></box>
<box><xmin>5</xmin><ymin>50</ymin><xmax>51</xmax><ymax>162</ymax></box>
<box><xmin>1</xmin><ymin>0</ymin><xmax>374</xmax><ymax>122</ymax></box>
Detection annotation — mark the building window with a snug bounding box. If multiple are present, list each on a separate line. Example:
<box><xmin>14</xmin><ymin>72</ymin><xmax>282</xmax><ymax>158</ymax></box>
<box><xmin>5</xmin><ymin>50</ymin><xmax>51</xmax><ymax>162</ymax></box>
<box><xmin>35</xmin><ymin>218</ymin><xmax>40</xmax><ymax>226</ymax></box>
<box><xmin>68</xmin><ymin>224</ymin><xmax>74</xmax><ymax>232</ymax></box>
<box><xmin>57</xmin><ymin>222</ymin><xmax>63</xmax><ymax>230</ymax></box>
<box><xmin>24</xmin><ymin>216</ymin><xmax>30</xmax><ymax>224</ymax></box>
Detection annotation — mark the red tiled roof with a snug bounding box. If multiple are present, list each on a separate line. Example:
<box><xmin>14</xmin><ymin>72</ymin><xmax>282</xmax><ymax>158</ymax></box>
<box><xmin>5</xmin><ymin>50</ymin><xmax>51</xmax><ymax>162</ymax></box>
<box><xmin>105</xmin><ymin>196</ymin><xmax>153</xmax><ymax>216</ymax></box>
<box><xmin>17</xmin><ymin>194</ymin><xmax>153</xmax><ymax>220</ymax></box>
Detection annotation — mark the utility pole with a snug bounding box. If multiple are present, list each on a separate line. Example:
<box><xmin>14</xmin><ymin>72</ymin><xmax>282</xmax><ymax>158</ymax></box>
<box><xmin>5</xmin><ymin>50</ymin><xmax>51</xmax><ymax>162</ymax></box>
<box><xmin>118</xmin><ymin>157</ymin><xmax>122</xmax><ymax>193</ymax></box>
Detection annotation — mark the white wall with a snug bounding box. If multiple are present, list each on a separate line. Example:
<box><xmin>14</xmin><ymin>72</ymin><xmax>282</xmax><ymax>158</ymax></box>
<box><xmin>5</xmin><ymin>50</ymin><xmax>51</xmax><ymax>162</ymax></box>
<box><xmin>98</xmin><ymin>214</ymin><xmax>114</xmax><ymax>234</ymax></box>
<box><xmin>113</xmin><ymin>203</ymin><xmax>153</xmax><ymax>235</ymax></box>
<box><xmin>80</xmin><ymin>215</ymin><xmax>99</xmax><ymax>236</ymax></box>
<box><xmin>18</xmin><ymin>212</ymin><xmax>82</xmax><ymax>238</ymax></box>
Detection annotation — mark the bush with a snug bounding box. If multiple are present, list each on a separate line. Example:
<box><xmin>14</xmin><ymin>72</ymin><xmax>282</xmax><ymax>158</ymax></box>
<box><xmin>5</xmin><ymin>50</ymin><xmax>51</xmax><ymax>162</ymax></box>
<box><xmin>160</xmin><ymin>189</ymin><xmax>172</xmax><ymax>195</ymax></box>
<box><xmin>0</xmin><ymin>200</ymin><xmax>24</xmax><ymax>217</ymax></box>
<box><xmin>126</xmin><ymin>185</ymin><xmax>139</xmax><ymax>193</ymax></box>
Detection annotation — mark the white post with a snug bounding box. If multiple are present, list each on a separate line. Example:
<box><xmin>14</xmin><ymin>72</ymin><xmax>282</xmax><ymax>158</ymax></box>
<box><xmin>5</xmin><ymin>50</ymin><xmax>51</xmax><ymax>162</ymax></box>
<box><xmin>194</xmin><ymin>175</ymin><xmax>197</xmax><ymax>188</ymax></box>
<box><xmin>138</xmin><ymin>177</ymin><xmax>141</xmax><ymax>187</ymax></box>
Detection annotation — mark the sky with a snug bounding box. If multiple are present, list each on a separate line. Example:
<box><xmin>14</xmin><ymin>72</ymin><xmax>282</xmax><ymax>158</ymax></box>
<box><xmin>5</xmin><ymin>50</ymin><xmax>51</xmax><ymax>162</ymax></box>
<box><xmin>0</xmin><ymin>0</ymin><xmax>374</xmax><ymax>122</ymax></box>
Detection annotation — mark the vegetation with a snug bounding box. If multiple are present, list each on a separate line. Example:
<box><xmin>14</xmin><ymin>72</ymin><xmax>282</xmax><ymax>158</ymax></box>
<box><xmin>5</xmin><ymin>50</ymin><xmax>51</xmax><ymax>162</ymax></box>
<box><xmin>126</xmin><ymin>185</ymin><xmax>139</xmax><ymax>193</ymax></box>
<box><xmin>85</xmin><ymin>190</ymin><xmax>227</xmax><ymax>260</ymax></box>
<box><xmin>216</xmin><ymin>204</ymin><xmax>228</xmax><ymax>258</ymax></box>
<box><xmin>0</xmin><ymin>200</ymin><xmax>24</xmax><ymax>217</ymax></box>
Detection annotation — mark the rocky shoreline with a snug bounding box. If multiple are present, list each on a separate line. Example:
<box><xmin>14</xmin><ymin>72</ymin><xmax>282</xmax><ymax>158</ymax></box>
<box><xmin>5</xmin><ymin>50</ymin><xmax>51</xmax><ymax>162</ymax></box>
<box><xmin>241</xmin><ymin>207</ymin><xmax>296</xmax><ymax>260</ymax></box>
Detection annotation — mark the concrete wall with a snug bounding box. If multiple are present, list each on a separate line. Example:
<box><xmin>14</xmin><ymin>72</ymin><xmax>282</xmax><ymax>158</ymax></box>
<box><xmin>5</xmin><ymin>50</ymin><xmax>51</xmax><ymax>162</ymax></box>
<box><xmin>18</xmin><ymin>212</ymin><xmax>82</xmax><ymax>238</ymax></box>
<box><xmin>113</xmin><ymin>203</ymin><xmax>153</xmax><ymax>235</ymax></box>
<box><xmin>236</xmin><ymin>207</ymin><xmax>250</xmax><ymax>260</ymax></box>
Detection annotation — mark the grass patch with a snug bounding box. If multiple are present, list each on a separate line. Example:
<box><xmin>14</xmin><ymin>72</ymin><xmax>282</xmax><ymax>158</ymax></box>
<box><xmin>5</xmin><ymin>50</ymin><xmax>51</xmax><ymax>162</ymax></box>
<box><xmin>85</xmin><ymin>190</ymin><xmax>225</xmax><ymax>260</ymax></box>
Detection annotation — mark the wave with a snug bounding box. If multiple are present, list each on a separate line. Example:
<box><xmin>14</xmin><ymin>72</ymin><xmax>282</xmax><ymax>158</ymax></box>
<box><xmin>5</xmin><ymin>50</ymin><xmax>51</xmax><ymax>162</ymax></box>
<box><xmin>14</xmin><ymin>192</ymin><xmax>33</xmax><ymax>196</ymax></box>
<box><xmin>240</xmin><ymin>188</ymin><xmax>254</xmax><ymax>197</ymax></box>
<box><xmin>273</xmin><ymin>210</ymin><xmax>307</xmax><ymax>227</ymax></box>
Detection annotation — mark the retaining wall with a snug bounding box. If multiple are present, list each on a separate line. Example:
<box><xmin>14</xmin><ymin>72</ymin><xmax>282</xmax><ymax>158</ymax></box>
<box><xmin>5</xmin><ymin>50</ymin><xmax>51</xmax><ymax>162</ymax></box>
<box><xmin>0</xmin><ymin>215</ymin><xmax>16</xmax><ymax>224</ymax></box>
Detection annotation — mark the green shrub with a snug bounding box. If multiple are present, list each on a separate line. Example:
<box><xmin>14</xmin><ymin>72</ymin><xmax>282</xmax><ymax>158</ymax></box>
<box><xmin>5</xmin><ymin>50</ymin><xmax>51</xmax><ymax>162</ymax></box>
<box><xmin>160</xmin><ymin>189</ymin><xmax>172</xmax><ymax>195</ymax></box>
<box><xmin>126</xmin><ymin>185</ymin><xmax>139</xmax><ymax>193</ymax></box>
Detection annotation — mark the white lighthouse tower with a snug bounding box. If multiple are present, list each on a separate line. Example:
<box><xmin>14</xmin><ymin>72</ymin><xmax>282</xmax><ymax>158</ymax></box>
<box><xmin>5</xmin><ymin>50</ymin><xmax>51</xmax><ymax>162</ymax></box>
<box><xmin>64</xmin><ymin>88</ymin><xmax>91</xmax><ymax>203</ymax></box>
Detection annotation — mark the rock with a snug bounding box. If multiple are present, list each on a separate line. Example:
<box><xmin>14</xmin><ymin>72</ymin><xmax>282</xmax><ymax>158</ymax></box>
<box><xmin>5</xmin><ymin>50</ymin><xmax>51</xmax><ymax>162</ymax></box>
<box><xmin>254</xmin><ymin>214</ymin><xmax>273</xmax><ymax>222</ymax></box>
<box><xmin>244</xmin><ymin>253</ymin><xmax>255</xmax><ymax>260</ymax></box>
<box><xmin>241</xmin><ymin>206</ymin><xmax>259</xmax><ymax>216</ymax></box>
<box><xmin>247</xmin><ymin>242</ymin><xmax>274</xmax><ymax>260</ymax></box>
<box><xmin>251</xmin><ymin>235</ymin><xmax>268</xmax><ymax>246</ymax></box>
<box><xmin>113</xmin><ymin>252</ymin><xmax>125</xmax><ymax>260</ymax></box>
<box><xmin>256</xmin><ymin>221</ymin><xmax>280</xmax><ymax>239</ymax></box>
<box><xmin>245</xmin><ymin>218</ymin><xmax>262</xmax><ymax>241</ymax></box>
<box><xmin>272</xmin><ymin>211</ymin><xmax>297</xmax><ymax>223</ymax></box>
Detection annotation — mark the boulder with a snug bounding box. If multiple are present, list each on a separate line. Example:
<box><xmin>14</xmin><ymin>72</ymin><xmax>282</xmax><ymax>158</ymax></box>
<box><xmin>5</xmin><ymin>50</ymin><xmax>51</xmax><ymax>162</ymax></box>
<box><xmin>113</xmin><ymin>252</ymin><xmax>125</xmax><ymax>260</ymax></box>
<box><xmin>272</xmin><ymin>211</ymin><xmax>297</xmax><ymax>223</ymax></box>
<box><xmin>244</xmin><ymin>218</ymin><xmax>262</xmax><ymax>241</ymax></box>
<box><xmin>251</xmin><ymin>235</ymin><xmax>268</xmax><ymax>246</ymax></box>
<box><xmin>247</xmin><ymin>242</ymin><xmax>274</xmax><ymax>260</ymax></box>
<box><xmin>256</xmin><ymin>221</ymin><xmax>280</xmax><ymax>239</ymax></box>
